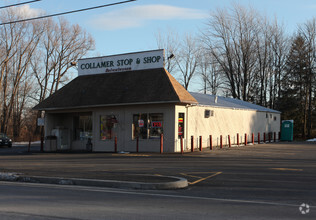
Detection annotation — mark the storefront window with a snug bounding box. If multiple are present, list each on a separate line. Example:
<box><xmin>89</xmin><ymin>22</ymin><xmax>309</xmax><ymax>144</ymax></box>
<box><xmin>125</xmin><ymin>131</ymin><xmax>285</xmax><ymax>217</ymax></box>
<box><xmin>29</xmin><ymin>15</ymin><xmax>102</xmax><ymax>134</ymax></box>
<box><xmin>74</xmin><ymin>115</ymin><xmax>92</xmax><ymax>140</ymax></box>
<box><xmin>100</xmin><ymin>115</ymin><xmax>118</xmax><ymax>140</ymax></box>
<box><xmin>132</xmin><ymin>113</ymin><xmax>163</xmax><ymax>139</ymax></box>
<box><xmin>149</xmin><ymin>113</ymin><xmax>163</xmax><ymax>138</ymax></box>
<box><xmin>133</xmin><ymin>114</ymin><xmax>148</xmax><ymax>139</ymax></box>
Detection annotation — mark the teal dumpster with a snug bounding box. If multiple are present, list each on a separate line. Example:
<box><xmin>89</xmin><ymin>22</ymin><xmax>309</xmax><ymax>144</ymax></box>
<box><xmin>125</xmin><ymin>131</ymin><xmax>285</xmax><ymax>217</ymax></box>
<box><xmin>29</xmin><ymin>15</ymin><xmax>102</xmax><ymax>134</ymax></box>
<box><xmin>281</xmin><ymin>120</ymin><xmax>294</xmax><ymax>141</ymax></box>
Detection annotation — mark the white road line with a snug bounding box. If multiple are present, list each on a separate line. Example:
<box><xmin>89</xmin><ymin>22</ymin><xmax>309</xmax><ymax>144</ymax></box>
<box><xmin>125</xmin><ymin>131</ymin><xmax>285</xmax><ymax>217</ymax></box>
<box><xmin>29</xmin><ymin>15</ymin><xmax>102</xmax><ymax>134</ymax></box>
<box><xmin>0</xmin><ymin>181</ymin><xmax>312</xmax><ymax>208</ymax></box>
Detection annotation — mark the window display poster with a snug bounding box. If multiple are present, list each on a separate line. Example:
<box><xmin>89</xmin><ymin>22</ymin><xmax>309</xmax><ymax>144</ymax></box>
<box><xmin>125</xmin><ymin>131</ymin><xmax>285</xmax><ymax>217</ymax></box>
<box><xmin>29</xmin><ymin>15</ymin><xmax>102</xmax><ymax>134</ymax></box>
<box><xmin>138</xmin><ymin>119</ymin><xmax>144</xmax><ymax>127</ymax></box>
<box><xmin>178</xmin><ymin>113</ymin><xmax>185</xmax><ymax>138</ymax></box>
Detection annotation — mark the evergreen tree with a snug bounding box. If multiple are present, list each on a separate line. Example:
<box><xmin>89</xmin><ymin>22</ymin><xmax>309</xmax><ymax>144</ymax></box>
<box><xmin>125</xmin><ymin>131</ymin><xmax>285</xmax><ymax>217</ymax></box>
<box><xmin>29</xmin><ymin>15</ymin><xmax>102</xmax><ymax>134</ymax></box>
<box><xmin>279</xmin><ymin>35</ymin><xmax>311</xmax><ymax>138</ymax></box>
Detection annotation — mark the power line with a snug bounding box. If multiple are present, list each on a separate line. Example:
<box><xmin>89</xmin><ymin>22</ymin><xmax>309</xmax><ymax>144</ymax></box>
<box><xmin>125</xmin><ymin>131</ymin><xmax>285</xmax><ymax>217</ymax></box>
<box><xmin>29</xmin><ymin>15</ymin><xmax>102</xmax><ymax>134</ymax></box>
<box><xmin>0</xmin><ymin>0</ymin><xmax>41</xmax><ymax>10</ymax></box>
<box><xmin>0</xmin><ymin>0</ymin><xmax>137</xmax><ymax>26</ymax></box>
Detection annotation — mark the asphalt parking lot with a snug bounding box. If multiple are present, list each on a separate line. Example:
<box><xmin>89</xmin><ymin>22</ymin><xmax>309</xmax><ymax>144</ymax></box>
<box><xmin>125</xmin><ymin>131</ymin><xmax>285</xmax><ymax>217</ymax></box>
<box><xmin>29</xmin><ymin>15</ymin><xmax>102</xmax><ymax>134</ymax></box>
<box><xmin>0</xmin><ymin>141</ymin><xmax>315</xmax><ymax>217</ymax></box>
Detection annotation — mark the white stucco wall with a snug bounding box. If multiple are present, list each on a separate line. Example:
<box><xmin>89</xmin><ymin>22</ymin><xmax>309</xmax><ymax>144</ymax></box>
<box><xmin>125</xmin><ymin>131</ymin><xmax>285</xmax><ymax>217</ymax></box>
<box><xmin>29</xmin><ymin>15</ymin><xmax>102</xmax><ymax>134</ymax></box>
<box><xmin>44</xmin><ymin>103</ymin><xmax>280</xmax><ymax>153</ymax></box>
<box><xmin>175</xmin><ymin>105</ymin><xmax>281</xmax><ymax>150</ymax></box>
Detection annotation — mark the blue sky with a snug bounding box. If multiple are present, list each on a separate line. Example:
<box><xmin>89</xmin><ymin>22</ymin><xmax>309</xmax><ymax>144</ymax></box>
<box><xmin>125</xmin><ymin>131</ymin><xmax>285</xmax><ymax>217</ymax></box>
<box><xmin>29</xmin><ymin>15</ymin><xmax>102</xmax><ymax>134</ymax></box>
<box><xmin>4</xmin><ymin>0</ymin><xmax>316</xmax><ymax>57</ymax></box>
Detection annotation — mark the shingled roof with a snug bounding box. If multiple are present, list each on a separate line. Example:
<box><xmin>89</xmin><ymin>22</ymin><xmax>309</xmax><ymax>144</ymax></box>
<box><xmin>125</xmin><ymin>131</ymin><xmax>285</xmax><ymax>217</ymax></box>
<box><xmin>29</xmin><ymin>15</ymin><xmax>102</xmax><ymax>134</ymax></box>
<box><xmin>34</xmin><ymin>68</ymin><xmax>197</xmax><ymax>111</ymax></box>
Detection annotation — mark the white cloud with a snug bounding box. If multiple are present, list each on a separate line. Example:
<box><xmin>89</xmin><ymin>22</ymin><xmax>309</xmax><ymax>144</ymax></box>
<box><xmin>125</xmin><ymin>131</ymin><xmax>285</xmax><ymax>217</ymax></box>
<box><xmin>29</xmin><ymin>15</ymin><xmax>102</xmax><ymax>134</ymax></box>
<box><xmin>16</xmin><ymin>5</ymin><xmax>45</xmax><ymax>18</ymax></box>
<box><xmin>89</xmin><ymin>4</ymin><xmax>208</xmax><ymax>31</ymax></box>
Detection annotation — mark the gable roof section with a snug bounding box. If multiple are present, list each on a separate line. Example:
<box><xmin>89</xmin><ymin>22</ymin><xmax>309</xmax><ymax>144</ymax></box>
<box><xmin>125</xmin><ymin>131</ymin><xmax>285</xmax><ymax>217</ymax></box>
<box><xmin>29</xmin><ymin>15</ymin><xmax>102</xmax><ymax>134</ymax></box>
<box><xmin>190</xmin><ymin>92</ymin><xmax>280</xmax><ymax>113</ymax></box>
<box><xmin>164</xmin><ymin>69</ymin><xmax>198</xmax><ymax>104</ymax></box>
<box><xmin>34</xmin><ymin>68</ymin><xmax>197</xmax><ymax>111</ymax></box>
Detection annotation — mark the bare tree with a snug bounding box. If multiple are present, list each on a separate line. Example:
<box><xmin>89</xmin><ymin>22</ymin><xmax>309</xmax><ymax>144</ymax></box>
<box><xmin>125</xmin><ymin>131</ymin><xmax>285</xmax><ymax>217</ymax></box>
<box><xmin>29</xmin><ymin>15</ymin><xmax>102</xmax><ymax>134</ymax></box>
<box><xmin>201</xmin><ymin>7</ymin><xmax>238</xmax><ymax>98</ymax></box>
<box><xmin>155</xmin><ymin>29</ymin><xmax>179</xmax><ymax>73</ymax></box>
<box><xmin>202</xmin><ymin>4</ymin><xmax>266</xmax><ymax>101</ymax></box>
<box><xmin>0</xmin><ymin>7</ymin><xmax>44</xmax><ymax>134</ymax></box>
<box><xmin>0</xmin><ymin>7</ymin><xmax>94</xmax><ymax>139</ymax></box>
<box><xmin>268</xmin><ymin>20</ymin><xmax>288</xmax><ymax>109</ymax></box>
<box><xmin>198</xmin><ymin>48</ymin><xmax>222</xmax><ymax>95</ymax></box>
<box><xmin>232</xmin><ymin>4</ymin><xmax>259</xmax><ymax>101</ymax></box>
<box><xmin>31</xmin><ymin>17</ymin><xmax>95</xmax><ymax>103</ymax></box>
<box><xmin>29</xmin><ymin>17</ymin><xmax>95</xmax><ymax>136</ymax></box>
<box><xmin>253</xmin><ymin>17</ymin><xmax>271</xmax><ymax>106</ymax></box>
<box><xmin>12</xmin><ymin>77</ymin><xmax>32</xmax><ymax>138</ymax></box>
<box><xmin>174</xmin><ymin>34</ymin><xmax>201</xmax><ymax>90</ymax></box>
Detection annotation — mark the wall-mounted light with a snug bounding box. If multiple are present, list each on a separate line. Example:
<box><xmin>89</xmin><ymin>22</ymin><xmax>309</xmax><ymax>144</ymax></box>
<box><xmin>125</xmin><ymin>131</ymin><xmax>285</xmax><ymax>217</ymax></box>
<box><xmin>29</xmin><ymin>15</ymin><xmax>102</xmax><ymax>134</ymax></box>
<box><xmin>168</xmin><ymin>54</ymin><xmax>175</xmax><ymax>60</ymax></box>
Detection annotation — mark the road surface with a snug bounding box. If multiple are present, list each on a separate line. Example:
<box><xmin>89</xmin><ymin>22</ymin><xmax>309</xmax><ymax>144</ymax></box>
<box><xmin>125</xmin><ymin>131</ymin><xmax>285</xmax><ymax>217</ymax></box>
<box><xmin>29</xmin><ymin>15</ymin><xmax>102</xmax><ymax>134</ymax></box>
<box><xmin>0</xmin><ymin>181</ymin><xmax>309</xmax><ymax>220</ymax></box>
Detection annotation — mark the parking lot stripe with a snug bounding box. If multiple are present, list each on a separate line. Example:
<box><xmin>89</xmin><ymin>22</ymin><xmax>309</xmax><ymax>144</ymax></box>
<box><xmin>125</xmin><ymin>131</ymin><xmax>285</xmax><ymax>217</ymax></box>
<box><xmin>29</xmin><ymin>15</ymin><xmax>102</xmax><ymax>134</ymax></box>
<box><xmin>181</xmin><ymin>172</ymin><xmax>222</xmax><ymax>185</ymax></box>
<box><xmin>270</xmin><ymin>168</ymin><xmax>303</xmax><ymax>171</ymax></box>
<box><xmin>180</xmin><ymin>173</ymin><xmax>203</xmax><ymax>179</ymax></box>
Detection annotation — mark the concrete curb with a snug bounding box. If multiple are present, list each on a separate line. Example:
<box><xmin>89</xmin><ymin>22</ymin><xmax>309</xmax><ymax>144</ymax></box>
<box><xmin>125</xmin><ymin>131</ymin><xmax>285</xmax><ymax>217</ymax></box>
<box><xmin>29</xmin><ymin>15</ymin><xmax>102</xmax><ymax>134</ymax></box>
<box><xmin>0</xmin><ymin>173</ymin><xmax>188</xmax><ymax>190</ymax></box>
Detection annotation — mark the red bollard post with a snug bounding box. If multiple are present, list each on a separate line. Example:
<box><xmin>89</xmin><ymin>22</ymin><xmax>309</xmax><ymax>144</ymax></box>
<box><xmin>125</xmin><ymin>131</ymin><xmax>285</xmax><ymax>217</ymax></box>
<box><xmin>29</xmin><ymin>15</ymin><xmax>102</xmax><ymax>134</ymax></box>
<box><xmin>245</xmin><ymin>133</ymin><xmax>247</xmax><ymax>146</ymax></box>
<box><xmin>237</xmin><ymin>133</ymin><xmax>239</xmax><ymax>146</ymax></box>
<box><xmin>180</xmin><ymin>136</ymin><xmax>183</xmax><ymax>154</ymax></box>
<box><xmin>264</xmin><ymin>133</ymin><xmax>266</xmax><ymax>143</ymax></box>
<box><xmin>268</xmin><ymin>133</ymin><xmax>271</xmax><ymax>143</ymax></box>
<box><xmin>258</xmin><ymin>133</ymin><xmax>260</xmax><ymax>144</ymax></box>
<box><xmin>252</xmin><ymin>133</ymin><xmax>254</xmax><ymax>145</ymax></box>
<box><xmin>136</xmin><ymin>136</ymin><xmax>139</xmax><ymax>153</ymax></box>
<box><xmin>199</xmin><ymin>136</ymin><xmax>202</xmax><ymax>151</ymax></box>
<box><xmin>220</xmin><ymin>135</ymin><xmax>223</xmax><ymax>149</ymax></box>
<box><xmin>191</xmin><ymin>136</ymin><xmax>194</xmax><ymax>152</ymax></box>
<box><xmin>114</xmin><ymin>136</ymin><xmax>118</xmax><ymax>153</ymax></box>
<box><xmin>274</xmin><ymin>132</ymin><xmax>276</xmax><ymax>142</ymax></box>
<box><xmin>228</xmin><ymin>135</ymin><xmax>231</xmax><ymax>148</ymax></box>
<box><xmin>160</xmin><ymin>134</ymin><xmax>163</xmax><ymax>154</ymax></box>
<box><xmin>209</xmin><ymin>135</ymin><xmax>213</xmax><ymax>150</ymax></box>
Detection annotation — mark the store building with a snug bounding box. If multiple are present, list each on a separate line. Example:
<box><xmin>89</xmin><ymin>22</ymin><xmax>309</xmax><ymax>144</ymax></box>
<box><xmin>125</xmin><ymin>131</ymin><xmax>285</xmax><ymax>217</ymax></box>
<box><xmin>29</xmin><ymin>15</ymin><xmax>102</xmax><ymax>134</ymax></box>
<box><xmin>34</xmin><ymin>49</ymin><xmax>281</xmax><ymax>152</ymax></box>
